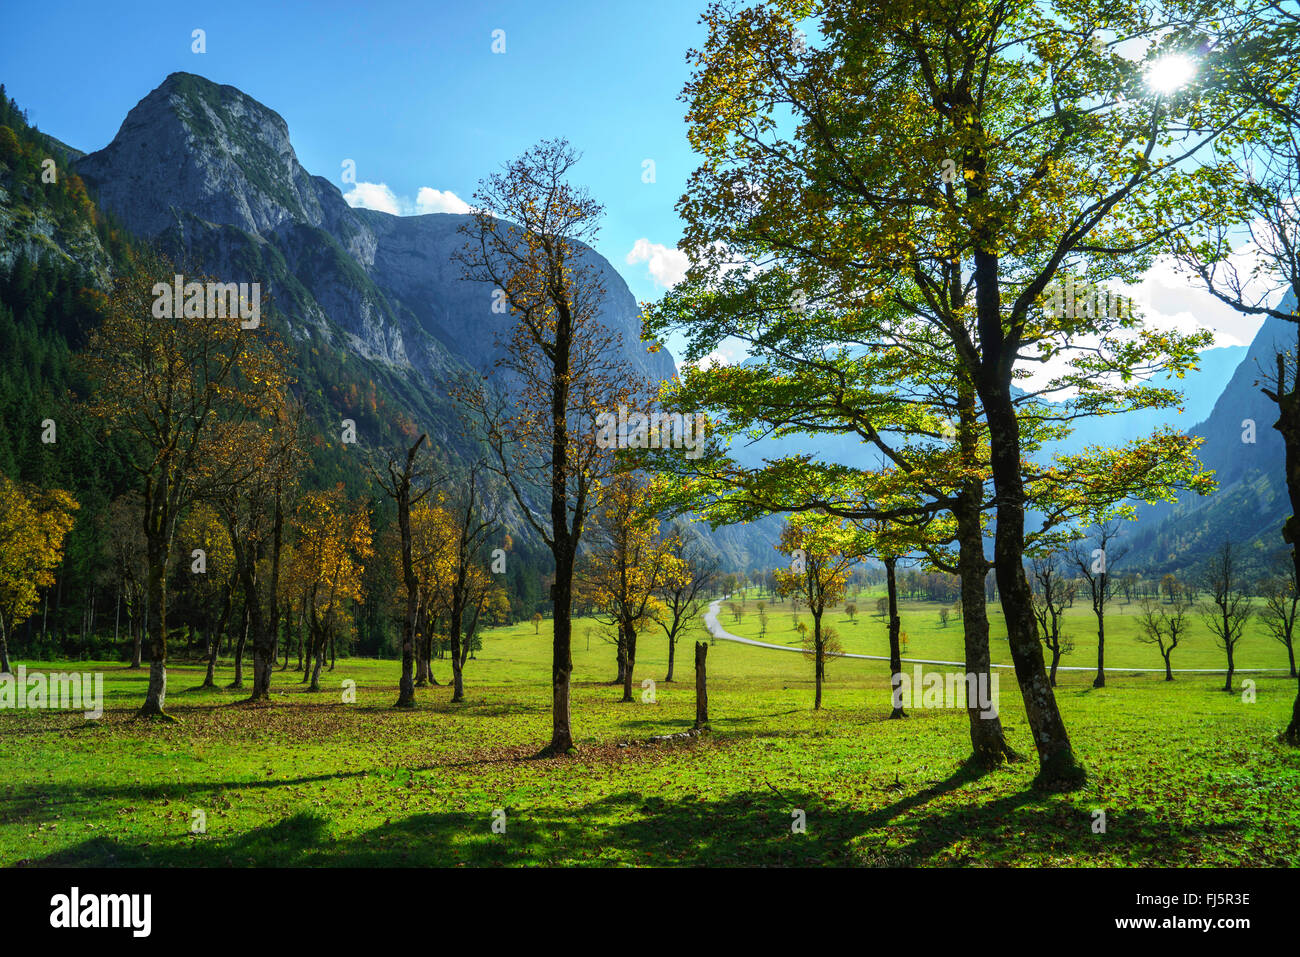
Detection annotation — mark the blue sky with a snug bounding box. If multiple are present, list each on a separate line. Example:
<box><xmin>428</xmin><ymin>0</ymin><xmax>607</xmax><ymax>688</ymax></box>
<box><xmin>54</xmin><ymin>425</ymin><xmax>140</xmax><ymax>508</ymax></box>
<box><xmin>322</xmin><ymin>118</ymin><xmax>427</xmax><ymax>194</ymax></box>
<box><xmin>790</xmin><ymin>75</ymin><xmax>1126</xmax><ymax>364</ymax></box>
<box><xmin>0</xmin><ymin>0</ymin><xmax>704</xmax><ymax>308</ymax></box>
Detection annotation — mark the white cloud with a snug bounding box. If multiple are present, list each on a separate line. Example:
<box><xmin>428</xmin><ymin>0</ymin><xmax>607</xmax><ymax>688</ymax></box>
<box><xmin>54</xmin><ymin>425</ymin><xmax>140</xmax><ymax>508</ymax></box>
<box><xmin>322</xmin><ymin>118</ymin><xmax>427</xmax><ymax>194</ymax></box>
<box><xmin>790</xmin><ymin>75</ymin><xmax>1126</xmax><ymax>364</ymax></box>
<box><xmin>626</xmin><ymin>238</ymin><xmax>690</xmax><ymax>289</ymax></box>
<box><xmin>343</xmin><ymin>181</ymin><xmax>472</xmax><ymax>217</ymax></box>
<box><xmin>343</xmin><ymin>181</ymin><xmax>402</xmax><ymax>216</ymax></box>
<box><xmin>688</xmin><ymin>338</ymin><xmax>749</xmax><ymax>372</ymax></box>
<box><xmin>1132</xmin><ymin>248</ymin><xmax>1276</xmax><ymax>349</ymax></box>
<box><xmin>415</xmin><ymin>187</ymin><xmax>472</xmax><ymax>215</ymax></box>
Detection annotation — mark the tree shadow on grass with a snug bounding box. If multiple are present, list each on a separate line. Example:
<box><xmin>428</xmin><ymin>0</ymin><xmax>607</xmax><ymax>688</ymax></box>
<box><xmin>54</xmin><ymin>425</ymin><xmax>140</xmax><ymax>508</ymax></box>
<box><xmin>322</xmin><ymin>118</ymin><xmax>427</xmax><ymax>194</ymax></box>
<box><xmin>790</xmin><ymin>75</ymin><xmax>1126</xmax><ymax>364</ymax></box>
<box><xmin>0</xmin><ymin>769</ymin><xmax>374</xmax><ymax>828</ymax></box>
<box><xmin>16</xmin><ymin>763</ymin><xmax>1246</xmax><ymax>866</ymax></box>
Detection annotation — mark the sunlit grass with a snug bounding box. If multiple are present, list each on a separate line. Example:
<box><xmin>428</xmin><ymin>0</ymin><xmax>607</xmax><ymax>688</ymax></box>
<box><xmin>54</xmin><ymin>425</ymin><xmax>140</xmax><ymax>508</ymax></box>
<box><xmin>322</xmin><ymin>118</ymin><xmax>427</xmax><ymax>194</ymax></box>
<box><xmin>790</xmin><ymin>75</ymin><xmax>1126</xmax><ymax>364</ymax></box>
<box><xmin>0</xmin><ymin>602</ymin><xmax>1296</xmax><ymax>867</ymax></box>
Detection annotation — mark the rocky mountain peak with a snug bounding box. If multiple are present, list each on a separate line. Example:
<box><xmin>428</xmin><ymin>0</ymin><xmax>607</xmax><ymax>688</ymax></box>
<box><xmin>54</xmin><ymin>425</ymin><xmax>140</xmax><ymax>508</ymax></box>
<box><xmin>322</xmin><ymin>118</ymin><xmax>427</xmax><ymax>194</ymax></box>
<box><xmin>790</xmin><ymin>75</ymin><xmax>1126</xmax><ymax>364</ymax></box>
<box><xmin>77</xmin><ymin>72</ymin><xmax>342</xmax><ymax>240</ymax></box>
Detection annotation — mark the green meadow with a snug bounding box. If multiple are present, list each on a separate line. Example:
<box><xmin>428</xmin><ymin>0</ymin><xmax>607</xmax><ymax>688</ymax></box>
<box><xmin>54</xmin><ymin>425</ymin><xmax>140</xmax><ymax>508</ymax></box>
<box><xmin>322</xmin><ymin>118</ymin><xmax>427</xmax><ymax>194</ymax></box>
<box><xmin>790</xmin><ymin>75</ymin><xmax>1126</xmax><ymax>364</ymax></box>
<box><xmin>2</xmin><ymin>589</ymin><xmax>1297</xmax><ymax>867</ymax></box>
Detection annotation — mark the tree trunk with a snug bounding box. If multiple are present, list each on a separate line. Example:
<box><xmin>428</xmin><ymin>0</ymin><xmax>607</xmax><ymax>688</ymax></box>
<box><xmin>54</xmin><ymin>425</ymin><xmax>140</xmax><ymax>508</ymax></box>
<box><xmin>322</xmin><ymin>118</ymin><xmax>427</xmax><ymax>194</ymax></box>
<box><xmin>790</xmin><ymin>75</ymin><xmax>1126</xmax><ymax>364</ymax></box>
<box><xmin>1223</xmin><ymin>642</ymin><xmax>1235</xmax><ymax>693</ymax></box>
<box><xmin>814</xmin><ymin>639</ymin><xmax>824</xmax><ymax>711</ymax></box>
<box><xmin>396</xmin><ymin>573</ymin><xmax>417</xmax><ymax>708</ymax></box>
<box><xmin>202</xmin><ymin>586</ymin><xmax>232</xmax><ymax>689</ymax></box>
<box><xmin>1094</xmin><ymin>596</ymin><xmax>1106</xmax><ymax>688</ymax></box>
<box><xmin>309</xmin><ymin>628</ymin><xmax>324</xmax><ymax>691</ymax></box>
<box><xmin>665</xmin><ymin>633</ymin><xmax>676</xmax><ymax>683</ymax></box>
<box><xmin>1266</xmin><ymin>356</ymin><xmax>1300</xmax><ymax>737</ymax></box>
<box><xmin>450</xmin><ymin>636</ymin><xmax>465</xmax><ymax>703</ymax></box>
<box><xmin>955</xmin><ymin>482</ymin><xmax>1017</xmax><ymax>766</ymax></box>
<box><xmin>620</xmin><ymin>622</ymin><xmax>636</xmax><ymax>703</ymax></box>
<box><xmin>300</xmin><ymin>618</ymin><xmax>312</xmax><ymax>685</ymax></box>
<box><xmin>1049</xmin><ymin>647</ymin><xmax>1060</xmax><ymax>687</ymax></box>
<box><xmin>250</xmin><ymin>492</ymin><xmax>284</xmax><ymax>702</ymax></box>
<box><xmin>545</xmin><ymin>559</ymin><xmax>575</xmax><ymax>755</ymax></box>
<box><xmin>614</xmin><ymin>626</ymin><xmax>627</xmax><ymax>685</ymax></box>
<box><xmin>416</xmin><ymin>624</ymin><xmax>431</xmax><ymax>686</ymax></box>
<box><xmin>884</xmin><ymin>558</ymin><xmax>905</xmax><ymax>718</ymax></box>
<box><xmin>975</xmin><ymin>254</ymin><xmax>1082</xmax><ymax>788</ymax></box>
<box><xmin>280</xmin><ymin>612</ymin><xmax>291</xmax><ymax>670</ymax></box>
<box><xmin>139</xmin><ymin>533</ymin><xmax>169</xmax><ymax>717</ymax></box>
<box><xmin>1163</xmin><ymin>652</ymin><xmax>1174</xmax><ymax>682</ymax></box>
<box><xmin>1286</xmin><ymin>671</ymin><xmax>1300</xmax><ymax>745</ymax></box>
<box><xmin>229</xmin><ymin>602</ymin><xmax>248</xmax><ymax>689</ymax></box>
<box><xmin>449</xmin><ymin>599</ymin><xmax>465</xmax><ymax>703</ymax></box>
<box><xmin>0</xmin><ymin>618</ymin><xmax>11</xmax><ymax>674</ymax></box>
<box><xmin>129</xmin><ymin>602</ymin><xmax>142</xmax><ymax>669</ymax></box>
<box><xmin>693</xmin><ymin>641</ymin><xmax>709</xmax><ymax>730</ymax></box>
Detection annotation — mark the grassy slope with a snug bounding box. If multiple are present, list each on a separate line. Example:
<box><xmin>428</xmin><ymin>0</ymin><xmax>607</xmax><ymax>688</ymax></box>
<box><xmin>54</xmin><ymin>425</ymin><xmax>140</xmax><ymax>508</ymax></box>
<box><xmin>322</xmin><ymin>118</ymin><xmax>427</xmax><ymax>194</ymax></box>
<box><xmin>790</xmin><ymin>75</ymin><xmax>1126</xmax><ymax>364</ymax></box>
<box><xmin>1</xmin><ymin>594</ymin><xmax>1297</xmax><ymax>867</ymax></box>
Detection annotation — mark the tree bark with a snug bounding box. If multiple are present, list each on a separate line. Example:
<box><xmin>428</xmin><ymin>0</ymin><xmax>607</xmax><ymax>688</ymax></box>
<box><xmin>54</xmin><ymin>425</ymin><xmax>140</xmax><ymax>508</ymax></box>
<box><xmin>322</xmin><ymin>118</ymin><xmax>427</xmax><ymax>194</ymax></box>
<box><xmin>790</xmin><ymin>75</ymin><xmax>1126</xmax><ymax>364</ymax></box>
<box><xmin>308</xmin><ymin>627</ymin><xmax>324</xmax><ymax>691</ymax></box>
<box><xmin>546</xmin><ymin>562</ymin><xmax>575</xmax><ymax>754</ymax></box>
<box><xmin>664</xmin><ymin>632</ymin><xmax>676</xmax><ymax>683</ymax></box>
<box><xmin>620</xmin><ymin>622</ymin><xmax>636</xmax><ymax>703</ymax></box>
<box><xmin>229</xmin><ymin>601</ymin><xmax>248</xmax><ymax>689</ymax></box>
<box><xmin>129</xmin><ymin>601</ymin><xmax>142</xmax><ymax>668</ymax></box>
<box><xmin>138</xmin><ymin>531</ymin><xmax>169</xmax><ymax>718</ymax></box>
<box><xmin>250</xmin><ymin>491</ymin><xmax>284</xmax><ymax>701</ymax></box>
<box><xmin>0</xmin><ymin>619</ymin><xmax>11</xmax><ymax>674</ymax></box>
<box><xmin>279</xmin><ymin>612</ymin><xmax>290</xmax><ymax>670</ymax></box>
<box><xmin>975</xmin><ymin>248</ymin><xmax>1082</xmax><ymax>788</ymax></box>
<box><xmin>955</xmin><ymin>481</ymin><xmax>1017</xmax><ymax>766</ymax></box>
<box><xmin>693</xmin><ymin>641</ymin><xmax>709</xmax><ymax>730</ymax></box>
<box><xmin>614</xmin><ymin>626</ymin><xmax>628</xmax><ymax>685</ymax></box>
<box><xmin>202</xmin><ymin>585</ymin><xmax>232</xmax><ymax>689</ymax></box>
<box><xmin>1269</xmin><ymin>348</ymin><xmax>1300</xmax><ymax>742</ymax></box>
<box><xmin>1093</xmin><ymin>588</ymin><xmax>1106</xmax><ymax>688</ymax></box>
<box><xmin>449</xmin><ymin>599</ymin><xmax>466</xmax><ymax>703</ymax></box>
<box><xmin>885</xmin><ymin>558</ymin><xmax>905</xmax><ymax>719</ymax></box>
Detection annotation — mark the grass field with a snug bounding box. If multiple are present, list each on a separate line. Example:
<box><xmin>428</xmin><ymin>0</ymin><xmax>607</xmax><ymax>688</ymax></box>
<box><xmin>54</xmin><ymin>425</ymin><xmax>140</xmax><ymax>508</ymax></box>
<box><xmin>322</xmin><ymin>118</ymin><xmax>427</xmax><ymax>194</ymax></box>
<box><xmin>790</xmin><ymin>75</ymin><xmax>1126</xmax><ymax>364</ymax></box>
<box><xmin>2</xmin><ymin>591</ymin><xmax>1298</xmax><ymax>867</ymax></box>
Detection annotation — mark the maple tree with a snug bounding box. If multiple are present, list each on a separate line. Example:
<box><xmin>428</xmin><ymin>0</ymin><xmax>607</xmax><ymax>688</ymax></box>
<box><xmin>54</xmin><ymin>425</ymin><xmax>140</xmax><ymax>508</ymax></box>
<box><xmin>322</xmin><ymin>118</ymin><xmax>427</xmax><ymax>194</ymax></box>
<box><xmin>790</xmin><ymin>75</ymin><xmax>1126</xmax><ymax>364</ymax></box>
<box><xmin>647</xmin><ymin>0</ymin><xmax>1248</xmax><ymax>787</ymax></box>
<box><xmin>773</xmin><ymin>514</ymin><xmax>858</xmax><ymax>710</ymax></box>
<box><xmin>455</xmin><ymin>139</ymin><xmax>643</xmax><ymax>753</ymax></box>
<box><xmin>284</xmin><ymin>486</ymin><xmax>373</xmax><ymax>691</ymax></box>
<box><xmin>369</xmin><ymin>433</ymin><xmax>436</xmax><ymax>707</ymax></box>
<box><xmin>100</xmin><ymin>493</ymin><xmax>147</xmax><ymax>669</ymax></box>
<box><xmin>651</xmin><ymin>521</ymin><xmax>719</xmax><ymax>682</ymax></box>
<box><xmin>579</xmin><ymin>472</ymin><xmax>683</xmax><ymax>702</ymax></box>
<box><xmin>176</xmin><ymin>502</ymin><xmax>236</xmax><ymax>689</ymax></box>
<box><xmin>419</xmin><ymin>466</ymin><xmax>503</xmax><ymax>703</ymax></box>
<box><xmin>79</xmin><ymin>254</ymin><xmax>287</xmax><ymax>717</ymax></box>
<box><xmin>209</xmin><ymin>397</ymin><xmax>302</xmax><ymax>700</ymax></box>
<box><xmin>0</xmin><ymin>473</ymin><xmax>77</xmax><ymax>674</ymax></box>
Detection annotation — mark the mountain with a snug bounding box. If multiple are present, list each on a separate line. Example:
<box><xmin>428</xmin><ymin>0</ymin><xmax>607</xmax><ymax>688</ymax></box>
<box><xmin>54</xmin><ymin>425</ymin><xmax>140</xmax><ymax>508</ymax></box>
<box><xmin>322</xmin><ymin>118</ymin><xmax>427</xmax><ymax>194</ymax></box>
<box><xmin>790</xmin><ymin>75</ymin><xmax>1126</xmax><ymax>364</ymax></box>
<box><xmin>1122</xmin><ymin>297</ymin><xmax>1298</xmax><ymax>573</ymax></box>
<box><xmin>54</xmin><ymin>72</ymin><xmax>776</xmax><ymax>570</ymax></box>
<box><xmin>73</xmin><ymin>73</ymin><xmax>674</xmax><ymax>438</ymax></box>
<box><xmin>1051</xmin><ymin>343</ymin><xmax>1246</xmax><ymax>455</ymax></box>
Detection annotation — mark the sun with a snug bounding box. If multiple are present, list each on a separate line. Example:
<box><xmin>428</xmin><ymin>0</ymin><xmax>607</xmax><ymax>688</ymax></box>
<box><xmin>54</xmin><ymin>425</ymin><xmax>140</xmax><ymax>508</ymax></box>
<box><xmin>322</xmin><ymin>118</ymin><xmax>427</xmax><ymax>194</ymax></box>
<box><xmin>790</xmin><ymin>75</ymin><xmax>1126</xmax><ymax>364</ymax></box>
<box><xmin>1146</xmin><ymin>54</ymin><xmax>1197</xmax><ymax>94</ymax></box>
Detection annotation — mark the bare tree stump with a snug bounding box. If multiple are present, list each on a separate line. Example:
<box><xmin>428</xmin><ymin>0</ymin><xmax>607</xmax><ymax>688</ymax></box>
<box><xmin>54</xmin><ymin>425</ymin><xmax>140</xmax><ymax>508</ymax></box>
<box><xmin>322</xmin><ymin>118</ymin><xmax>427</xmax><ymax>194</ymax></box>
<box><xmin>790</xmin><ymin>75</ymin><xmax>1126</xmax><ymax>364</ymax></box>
<box><xmin>694</xmin><ymin>641</ymin><xmax>710</xmax><ymax>730</ymax></box>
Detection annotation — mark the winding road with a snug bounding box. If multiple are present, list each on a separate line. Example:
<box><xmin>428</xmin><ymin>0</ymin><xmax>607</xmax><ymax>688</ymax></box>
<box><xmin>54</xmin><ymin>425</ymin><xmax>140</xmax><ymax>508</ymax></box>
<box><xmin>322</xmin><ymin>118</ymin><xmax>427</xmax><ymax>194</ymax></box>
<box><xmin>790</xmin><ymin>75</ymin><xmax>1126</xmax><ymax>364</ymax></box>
<box><xmin>703</xmin><ymin>597</ymin><xmax>1290</xmax><ymax>674</ymax></box>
